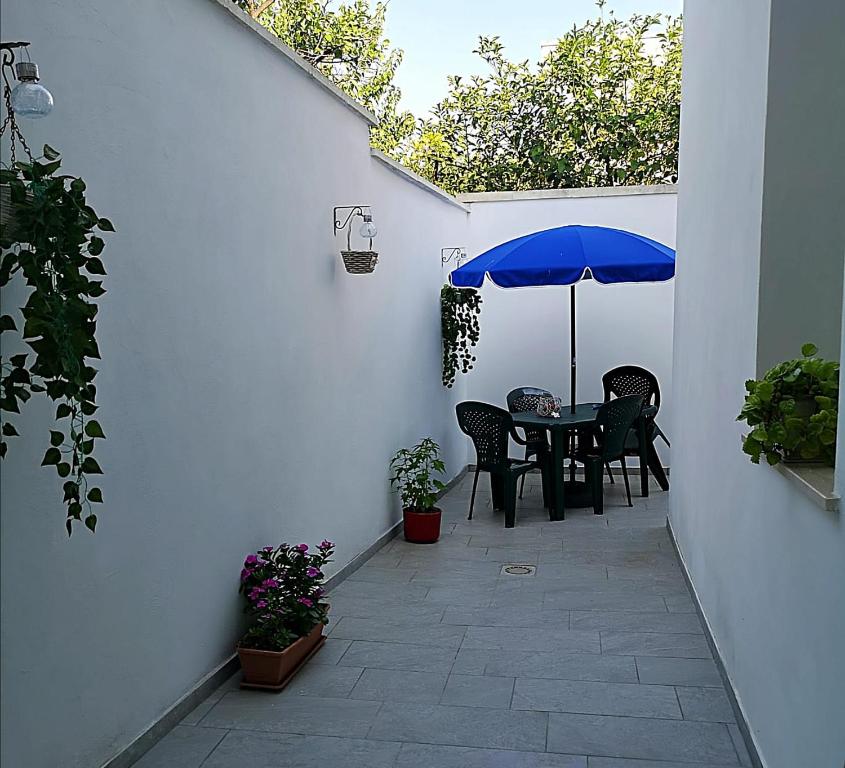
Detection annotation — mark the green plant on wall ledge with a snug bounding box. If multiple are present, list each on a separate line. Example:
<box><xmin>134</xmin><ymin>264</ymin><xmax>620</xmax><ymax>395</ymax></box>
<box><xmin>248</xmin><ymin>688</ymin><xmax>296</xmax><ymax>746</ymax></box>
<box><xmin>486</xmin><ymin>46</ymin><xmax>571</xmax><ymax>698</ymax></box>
<box><xmin>441</xmin><ymin>283</ymin><xmax>481</xmax><ymax>388</ymax></box>
<box><xmin>737</xmin><ymin>343</ymin><xmax>839</xmax><ymax>467</ymax></box>
<box><xmin>1</xmin><ymin>145</ymin><xmax>113</xmax><ymax>534</ymax></box>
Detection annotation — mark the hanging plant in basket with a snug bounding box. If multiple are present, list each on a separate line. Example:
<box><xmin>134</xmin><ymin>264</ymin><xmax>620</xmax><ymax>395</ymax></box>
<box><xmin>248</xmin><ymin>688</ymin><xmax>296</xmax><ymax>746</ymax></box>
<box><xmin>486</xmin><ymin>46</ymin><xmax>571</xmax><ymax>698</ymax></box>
<box><xmin>441</xmin><ymin>283</ymin><xmax>481</xmax><ymax>387</ymax></box>
<box><xmin>1</xmin><ymin>143</ymin><xmax>113</xmax><ymax>534</ymax></box>
<box><xmin>737</xmin><ymin>343</ymin><xmax>839</xmax><ymax>466</ymax></box>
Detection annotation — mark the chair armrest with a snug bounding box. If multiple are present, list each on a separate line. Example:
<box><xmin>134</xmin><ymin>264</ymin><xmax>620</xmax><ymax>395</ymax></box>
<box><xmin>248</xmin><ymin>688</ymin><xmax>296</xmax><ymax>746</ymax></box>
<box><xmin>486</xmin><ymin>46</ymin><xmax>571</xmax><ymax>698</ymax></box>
<box><xmin>509</xmin><ymin>426</ymin><xmax>529</xmax><ymax>446</ymax></box>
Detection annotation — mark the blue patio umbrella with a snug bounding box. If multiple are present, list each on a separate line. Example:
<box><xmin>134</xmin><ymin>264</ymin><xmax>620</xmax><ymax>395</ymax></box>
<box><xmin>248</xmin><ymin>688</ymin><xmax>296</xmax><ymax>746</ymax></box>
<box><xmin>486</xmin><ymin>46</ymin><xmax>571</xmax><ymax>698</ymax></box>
<box><xmin>450</xmin><ymin>225</ymin><xmax>675</xmax><ymax>413</ymax></box>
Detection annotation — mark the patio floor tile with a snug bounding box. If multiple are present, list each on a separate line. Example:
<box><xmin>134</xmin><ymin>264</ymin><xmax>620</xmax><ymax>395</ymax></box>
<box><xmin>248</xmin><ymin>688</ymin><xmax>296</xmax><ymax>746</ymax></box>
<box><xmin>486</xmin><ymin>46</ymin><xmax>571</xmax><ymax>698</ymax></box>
<box><xmin>600</xmin><ymin>631</ymin><xmax>712</xmax><ymax>658</ymax></box>
<box><xmin>367</xmin><ymin>702</ymin><xmax>548</xmax><ymax>751</ymax></box>
<box><xmin>147</xmin><ymin>480</ymin><xmax>754</xmax><ymax>767</ymax></box>
<box><xmin>439</xmin><ymin>673</ymin><xmax>515</xmax><ymax>708</ymax></box>
<box><xmin>349</xmin><ymin>668</ymin><xmax>448</xmax><ymax>704</ymax></box>
<box><xmin>200</xmin><ymin>692</ymin><xmax>381</xmax><ymax>737</ymax></box>
<box><xmin>395</xmin><ymin>743</ymin><xmax>587</xmax><ymax>768</ymax></box>
<box><xmin>512</xmin><ymin>678</ymin><xmax>682</xmax><ymax>719</ymax></box>
<box><xmin>337</xmin><ymin>640</ymin><xmax>457</xmax><ymax>673</ymax></box>
<box><xmin>635</xmin><ymin>657</ymin><xmax>723</xmax><ymax>687</ymax></box>
<box><xmin>132</xmin><ymin>725</ymin><xmax>226</xmax><ymax>768</ymax></box>
<box><xmin>546</xmin><ymin>713</ymin><xmax>739</xmax><ymax>763</ymax></box>
<box><xmin>202</xmin><ymin>731</ymin><xmax>401</xmax><ymax>768</ymax></box>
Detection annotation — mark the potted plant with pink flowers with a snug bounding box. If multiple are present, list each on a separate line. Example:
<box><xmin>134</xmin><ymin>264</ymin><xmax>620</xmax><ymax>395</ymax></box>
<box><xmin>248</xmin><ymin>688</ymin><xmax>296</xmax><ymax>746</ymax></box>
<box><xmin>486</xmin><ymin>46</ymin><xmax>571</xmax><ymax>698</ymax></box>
<box><xmin>236</xmin><ymin>539</ymin><xmax>334</xmax><ymax>690</ymax></box>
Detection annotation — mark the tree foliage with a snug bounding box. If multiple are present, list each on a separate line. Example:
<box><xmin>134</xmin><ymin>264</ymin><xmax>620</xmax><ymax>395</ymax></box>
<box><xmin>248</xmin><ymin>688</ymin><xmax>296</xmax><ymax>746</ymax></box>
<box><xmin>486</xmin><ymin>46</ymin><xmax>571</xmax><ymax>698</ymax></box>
<box><xmin>234</xmin><ymin>1</ymin><xmax>682</xmax><ymax>193</ymax></box>
<box><xmin>232</xmin><ymin>0</ymin><xmax>415</xmax><ymax>153</ymax></box>
<box><xmin>404</xmin><ymin>8</ymin><xmax>682</xmax><ymax>193</ymax></box>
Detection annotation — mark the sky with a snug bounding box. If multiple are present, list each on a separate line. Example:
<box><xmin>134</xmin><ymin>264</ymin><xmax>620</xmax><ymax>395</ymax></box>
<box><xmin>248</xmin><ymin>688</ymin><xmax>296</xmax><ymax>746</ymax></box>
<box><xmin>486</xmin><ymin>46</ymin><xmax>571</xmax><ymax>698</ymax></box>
<box><xmin>383</xmin><ymin>0</ymin><xmax>683</xmax><ymax>117</ymax></box>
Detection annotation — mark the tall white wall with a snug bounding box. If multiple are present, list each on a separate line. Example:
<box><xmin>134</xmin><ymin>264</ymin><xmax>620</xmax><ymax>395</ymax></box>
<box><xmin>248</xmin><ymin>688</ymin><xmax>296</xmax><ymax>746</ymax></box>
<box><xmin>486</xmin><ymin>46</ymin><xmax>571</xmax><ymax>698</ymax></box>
<box><xmin>462</xmin><ymin>189</ymin><xmax>676</xmax><ymax>465</ymax></box>
<box><xmin>672</xmin><ymin>1</ymin><xmax>845</xmax><ymax>766</ymax></box>
<box><xmin>0</xmin><ymin>2</ymin><xmax>468</xmax><ymax>767</ymax></box>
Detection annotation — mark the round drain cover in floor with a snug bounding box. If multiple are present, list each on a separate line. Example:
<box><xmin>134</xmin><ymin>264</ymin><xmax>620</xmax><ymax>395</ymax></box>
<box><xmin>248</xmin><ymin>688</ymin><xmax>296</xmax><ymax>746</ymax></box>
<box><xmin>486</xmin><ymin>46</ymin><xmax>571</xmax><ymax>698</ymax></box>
<box><xmin>503</xmin><ymin>565</ymin><xmax>533</xmax><ymax>575</ymax></box>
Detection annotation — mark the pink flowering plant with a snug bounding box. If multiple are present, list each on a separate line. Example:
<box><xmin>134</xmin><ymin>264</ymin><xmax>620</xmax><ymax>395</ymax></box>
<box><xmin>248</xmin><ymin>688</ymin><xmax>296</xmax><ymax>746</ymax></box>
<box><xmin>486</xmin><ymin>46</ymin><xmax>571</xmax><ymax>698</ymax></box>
<box><xmin>238</xmin><ymin>540</ymin><xmax>334</xmax><ymax>651</ymax></box>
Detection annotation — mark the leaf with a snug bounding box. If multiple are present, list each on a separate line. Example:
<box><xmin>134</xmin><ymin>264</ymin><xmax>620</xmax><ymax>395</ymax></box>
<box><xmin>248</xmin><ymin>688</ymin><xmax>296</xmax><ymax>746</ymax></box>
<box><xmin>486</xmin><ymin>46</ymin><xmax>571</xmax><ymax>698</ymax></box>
<box><xmin>97</xmin><ymin>218</ymin><xmax>115</xmax><ymax>232</ymax></box>
<box><xmin>41</xmin><ymin>447</ymin><xmax>61</xmax><ymax>466</ymax></box>
<box><xmin>10</xmin><ymin>354</ymin><xmax>27</xmax><ymax>367</ymax></box>
<box><xmin>84</xmin><ymin>420</ymin><xmax>106</xmax><ymax>439</ymax></box>
<box><xmin>50</xmin><ymin>430</ymin><xmax>65</xmax><ymax>446</ymax></box>
<box><xmin>87</xmin><ymin>487</ymin><xmax>103</xmax><ymax>503</ymax></box>
<box><xmin>85</xmin><ymin>514</ymin><xmax>97</xmax><ymax>532</ymax></box>
<box><xmin>86</xmin><ymin>257</ymin><xmax>107</xmax><ymax>275</ymax></box>
<box><xmin>0</xmin><ymin>315</ymin><xmax>17</xmax><ymax>332</ymax></box>
<box><xmin>88</xmin><ymin>236</ymin><xmax>105</xmax><ymax>256</ymax></box>
<box><xmin>70</xmin><ymin>177</ymin><xmax>86</xmax><ymax>192</ymax></box>
<box><xmin>1</xmin><ymin>423</ymin><xmax>18</xmax><ymax>436</ymax></box>
<box><xmin>801</xmin><ymin>342</ymin><xmax>818</xmax><ymax>358</ymax></box>
<box><xmin>57</xmin><ymin>462</ymin><xmax>71</xmax><ymax>477</ymax></box>
<box><xmin>56</xmin><ymin>403</ymin><xmax>72</xmax><ymax>419</ymax></box>
<box><xmin>43</xmin><ymin>144</ymin><xmax>60</xmax><ymax>160</ymax></box>
<box><xmin>81</xmin><ymin>456</ymin><xmax>103</xmax><ymax>474</ymax></box>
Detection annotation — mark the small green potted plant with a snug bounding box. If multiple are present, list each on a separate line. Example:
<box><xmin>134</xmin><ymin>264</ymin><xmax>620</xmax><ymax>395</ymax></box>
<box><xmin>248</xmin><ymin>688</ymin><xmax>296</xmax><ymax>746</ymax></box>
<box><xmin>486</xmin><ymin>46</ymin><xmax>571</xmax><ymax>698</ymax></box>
<box><xmin>237</xmin><ymin>539</ymin><xmax>334</xmax><ymax>689</ymax></box>
<box><xmin>390</xmin><ymin>437</ymin><xmax>447</xmax><ymax>543</ymax></box>
<box><xmin>738</xmin><ymin>343</ymin><xmax>839</xmax><ymax>466</ymax></box>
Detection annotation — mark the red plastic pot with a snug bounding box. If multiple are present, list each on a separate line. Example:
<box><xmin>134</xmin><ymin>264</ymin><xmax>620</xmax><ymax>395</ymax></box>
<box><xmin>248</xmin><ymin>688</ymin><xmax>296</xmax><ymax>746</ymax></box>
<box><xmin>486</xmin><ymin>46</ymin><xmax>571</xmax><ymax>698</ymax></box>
<box><xmin>403</xmin><ymin>507</ymin><xmax>442</xmax><ymax>543</ymax></box>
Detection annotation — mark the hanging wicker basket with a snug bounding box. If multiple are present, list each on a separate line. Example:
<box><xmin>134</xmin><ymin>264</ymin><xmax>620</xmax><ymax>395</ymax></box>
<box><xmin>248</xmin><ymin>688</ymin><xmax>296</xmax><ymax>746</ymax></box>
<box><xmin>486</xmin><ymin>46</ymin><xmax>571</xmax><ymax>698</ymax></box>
<box><xmin>341</xmin><ymin>250</ymin><xmax>378</xmax><ymax>275</ymax></box>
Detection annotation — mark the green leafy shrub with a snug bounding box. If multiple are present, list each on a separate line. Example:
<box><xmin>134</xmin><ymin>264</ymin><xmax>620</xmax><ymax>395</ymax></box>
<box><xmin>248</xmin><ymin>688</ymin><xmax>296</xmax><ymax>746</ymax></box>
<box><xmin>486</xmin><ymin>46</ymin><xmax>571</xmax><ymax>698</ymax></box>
<box><xmin>389</xmin><ymin>437</ymin><xmax>446</xmax><ymax>511</ymax></box>
<box><xmin>738</xmin><ymin>343</ymin><xmax>839</xmax><ymax>466</ymax></box>
<box><xmin>441</xmin><ymin>283</ymin><xmax>481</xmax><ymax>388</ymax></box>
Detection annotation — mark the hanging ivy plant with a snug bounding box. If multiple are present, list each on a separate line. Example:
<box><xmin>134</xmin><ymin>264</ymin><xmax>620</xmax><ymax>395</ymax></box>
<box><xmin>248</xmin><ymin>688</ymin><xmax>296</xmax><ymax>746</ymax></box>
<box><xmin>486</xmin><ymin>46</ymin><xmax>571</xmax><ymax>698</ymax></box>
<box><xmin>1</xmin><ymin>145</ymin><xmax>113</xmax><ymax>534</ymax></box>
<box><xmin>441</xmin><ymin>283</ymin><xmax>482</xmax><ymax>388</ymax></box>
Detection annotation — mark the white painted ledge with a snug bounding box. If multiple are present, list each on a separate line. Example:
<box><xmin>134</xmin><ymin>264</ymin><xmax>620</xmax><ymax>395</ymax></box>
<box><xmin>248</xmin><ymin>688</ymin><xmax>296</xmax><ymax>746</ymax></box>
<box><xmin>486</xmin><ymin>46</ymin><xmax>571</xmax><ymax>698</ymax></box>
<box><xmin>208</xmin><ymin>0</ymin><xmax>377</xmax><ymax>126</ymax></box>
<box><xmin>775</xmin><ymin>462</ymin><xmax>840</xmax><ymax>512</ymax></box>
<box><xmin>370</xmin><ymin>150</ymin><xmax>471</xmax><ymax>213</ymax></box>
<box><xmin>458</xmin><ymin>184</ymin><xmax>677</xmax><ymax>203</ymax></box>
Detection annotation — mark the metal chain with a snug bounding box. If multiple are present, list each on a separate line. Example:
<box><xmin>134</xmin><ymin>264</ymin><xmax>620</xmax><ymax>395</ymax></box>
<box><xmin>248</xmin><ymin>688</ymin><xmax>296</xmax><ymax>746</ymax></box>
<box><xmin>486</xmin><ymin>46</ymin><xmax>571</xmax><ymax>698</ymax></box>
<box><xmin>1</xmin><ymin>50</ymin><xmax>33</xmax><ymax>165</ymax></box>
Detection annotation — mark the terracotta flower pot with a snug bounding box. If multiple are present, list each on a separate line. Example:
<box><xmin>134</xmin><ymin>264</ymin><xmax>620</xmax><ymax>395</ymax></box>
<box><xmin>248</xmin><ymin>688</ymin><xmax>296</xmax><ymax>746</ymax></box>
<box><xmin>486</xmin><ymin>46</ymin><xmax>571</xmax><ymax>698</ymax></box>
<box><xmin>238</xmin><ymin>622</ymin><xmax>324</xmax><ymax>688</ymax></box>
<box><xmin>403</xmin><ymin>507</ymin><xmax>442</xmax><ymax>544</ymax></box>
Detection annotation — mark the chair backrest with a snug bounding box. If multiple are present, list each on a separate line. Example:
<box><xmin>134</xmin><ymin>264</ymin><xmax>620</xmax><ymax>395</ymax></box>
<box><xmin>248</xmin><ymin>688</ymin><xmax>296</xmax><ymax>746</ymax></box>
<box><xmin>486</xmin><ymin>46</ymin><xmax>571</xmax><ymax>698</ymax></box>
<box><xmin>456</xmin><ymin>401</ymin><xmax>513</xmax><ymax>471</ymax></box>
<box><xmin>506</xmin><ymin>387</ymin><xmax>552</xmax><ymax>446</ymax></box>
<box><xmin>602</xmin><ymin>366</ymin><xmax>661</xmax><ymax>413</ymax></box>
<box><xmin>595</xmin><ymin>394</ymin><xmax>646</xmax><ymax>459</ymax></box>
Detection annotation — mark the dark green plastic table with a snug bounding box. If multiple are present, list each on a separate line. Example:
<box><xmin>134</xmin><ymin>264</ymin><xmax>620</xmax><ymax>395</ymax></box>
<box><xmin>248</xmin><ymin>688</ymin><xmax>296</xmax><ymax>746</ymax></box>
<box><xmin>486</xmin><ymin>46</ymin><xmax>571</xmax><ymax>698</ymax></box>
<box><xmin>513</xmin><ymin>403</ymin><xmax>651</xmax><ymax>520</ymax></box>
<box><xmin>512</xmin><ymin>404</ymin><xmax>602</xmax><ymax>521</ymax></box>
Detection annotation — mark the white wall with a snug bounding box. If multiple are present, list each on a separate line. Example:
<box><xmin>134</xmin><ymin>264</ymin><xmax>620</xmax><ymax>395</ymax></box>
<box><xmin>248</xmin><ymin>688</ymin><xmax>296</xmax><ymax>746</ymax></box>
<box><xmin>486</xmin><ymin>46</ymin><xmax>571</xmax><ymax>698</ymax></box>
<box><xmin>755</xmin><ymin>0</ymin><xmax>845</xmax><ymax>371</ymax></box>
<box><xmin>0</xmin><ymin>2</ymin><xmax>468</xmax><ymax>767</ymax></box>
<box><xmin>672</xmin><ymin>1</ymin><xmax>845</xmax><ymax>766</ymax></box>
<box><xmin>462</xmin><ymin>189</ymin><xmax>676</xmax><ymax>465</ymax></box>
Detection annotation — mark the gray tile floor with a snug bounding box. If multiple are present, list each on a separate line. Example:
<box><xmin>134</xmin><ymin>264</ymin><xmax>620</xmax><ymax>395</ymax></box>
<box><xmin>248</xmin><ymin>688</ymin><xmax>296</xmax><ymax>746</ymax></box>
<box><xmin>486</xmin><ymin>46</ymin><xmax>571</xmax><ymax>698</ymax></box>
<box><xmin>136</xmin><ymin>472</ymin><xmax>751</xmax><ymax>768</ymax></box>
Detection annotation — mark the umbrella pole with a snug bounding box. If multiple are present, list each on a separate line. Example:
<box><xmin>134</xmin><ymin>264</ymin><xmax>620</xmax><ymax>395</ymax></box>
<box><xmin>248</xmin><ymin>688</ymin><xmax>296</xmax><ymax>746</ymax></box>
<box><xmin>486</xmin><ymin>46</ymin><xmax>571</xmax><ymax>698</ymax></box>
<box><xmin>570</xmin><ymin>284</ymin><xmax>576</xmax><ymax>414</ymax></box>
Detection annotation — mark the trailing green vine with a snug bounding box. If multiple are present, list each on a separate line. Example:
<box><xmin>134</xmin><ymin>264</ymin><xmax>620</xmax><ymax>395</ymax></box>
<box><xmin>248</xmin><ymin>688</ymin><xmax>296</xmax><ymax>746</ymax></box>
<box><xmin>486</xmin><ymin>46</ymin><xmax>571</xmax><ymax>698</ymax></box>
<box><xmin>441</xmin><ymin>283</ymin><xmax>481</xmax><ymax>388</ymax></box>
<box><xmin>1</xmin><ymin>145</ymin><xmax>112</xmax><ymax>534</ymax></box>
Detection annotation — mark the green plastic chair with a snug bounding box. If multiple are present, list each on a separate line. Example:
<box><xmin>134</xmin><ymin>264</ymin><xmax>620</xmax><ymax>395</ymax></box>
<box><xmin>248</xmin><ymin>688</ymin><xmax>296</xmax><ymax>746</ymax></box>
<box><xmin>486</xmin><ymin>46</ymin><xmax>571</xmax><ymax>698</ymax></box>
<box><xmin>602</xmin><ymin>366</ymin><xmax>670</xmax><ymax>494</ymax></box>
<box><xmin>576</xmin><ymin>394</ymin><xmax>645</xmax><ymax>514</ymax></box>
<box><xmin>456</xmin><ymin>401</ymin><xmax>538</xmax><ymax>528</ymax></box>
<box><xmin>506</xmin><ymin>387</ymin><xmax>552</xmax><ymax>499</ymax></box>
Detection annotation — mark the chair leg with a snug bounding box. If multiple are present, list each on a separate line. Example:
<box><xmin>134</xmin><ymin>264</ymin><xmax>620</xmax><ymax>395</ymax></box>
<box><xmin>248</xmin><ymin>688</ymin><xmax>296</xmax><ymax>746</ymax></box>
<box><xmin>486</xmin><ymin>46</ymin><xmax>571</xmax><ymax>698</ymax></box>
<box><xmin>620</xmin><ymin>456</ymin><xmax>632</xmax><ymax>507</ymax></box>
<box><xmin>504</xmin><ymin>475</ymin><xmax>517</xmax><ymax>528</ymax></box>
<box><xmin>605</xmin><ymin>462</ymin><xmax>615</xmax><ymax>484</ymax></box>
<box><xmin>587</xmin><ymin>459</ymin><xmax>603</xmax><ymax>515</ymax></box>
<box><xmin>468</xmin><ymin>468</ymin><xmax>480</xmax><ymax>520</ymax></box>
<box><xmin>519</xmin><ymin>447</ymin><xmax>530</xmax><ymax>499</ymax></box>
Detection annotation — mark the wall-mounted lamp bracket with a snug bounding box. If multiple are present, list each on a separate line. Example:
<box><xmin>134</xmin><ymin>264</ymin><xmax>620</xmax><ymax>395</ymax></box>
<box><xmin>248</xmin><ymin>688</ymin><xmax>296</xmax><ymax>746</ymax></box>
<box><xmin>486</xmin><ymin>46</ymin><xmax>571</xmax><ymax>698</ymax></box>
<box><xmin>441</xmin><ymin>247</ymin><xmax>467</xmax><ymax>266</ymax></box>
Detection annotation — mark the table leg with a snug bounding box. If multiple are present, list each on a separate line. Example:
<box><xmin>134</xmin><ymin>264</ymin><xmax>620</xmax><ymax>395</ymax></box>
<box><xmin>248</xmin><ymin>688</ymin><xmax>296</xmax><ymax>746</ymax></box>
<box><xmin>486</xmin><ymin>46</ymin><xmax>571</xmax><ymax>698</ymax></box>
<box><xmin>550</xmin><ymin>431</ymin><xmax>566</xmax><ymax>521</ymax></box>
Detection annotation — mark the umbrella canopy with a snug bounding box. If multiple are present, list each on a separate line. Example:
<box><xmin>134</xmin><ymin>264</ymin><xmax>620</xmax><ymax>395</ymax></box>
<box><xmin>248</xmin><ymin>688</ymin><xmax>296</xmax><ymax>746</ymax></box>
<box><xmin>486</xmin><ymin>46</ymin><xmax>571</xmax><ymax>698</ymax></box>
<box><xmin>450</xmin><ymin>225</ymin><xmax>675</xmax><ymax>289</ymax></box>
<box><xmin>449</xmin><ymin>225</ymin><xmax>675</xmax><ymax>412</ymax></box>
